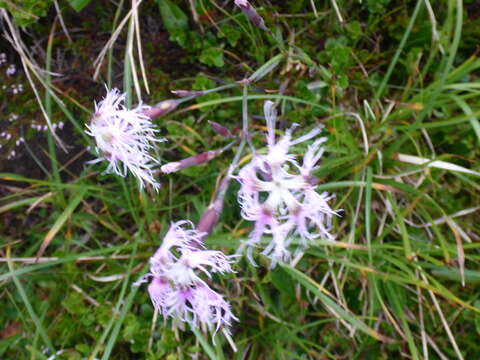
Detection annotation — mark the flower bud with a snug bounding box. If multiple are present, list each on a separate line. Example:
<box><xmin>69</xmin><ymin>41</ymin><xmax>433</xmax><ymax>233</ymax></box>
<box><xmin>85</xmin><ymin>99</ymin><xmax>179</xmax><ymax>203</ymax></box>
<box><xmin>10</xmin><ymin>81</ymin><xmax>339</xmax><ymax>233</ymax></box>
<box><xmin>161</xmin><ymin>150</ymin><xmax>221</xmax><ymax>174</ymax></box>
<box><xmin>208</xmin><ymin>121</ymin><xmax>233</xmax><ymax>138</ymax></box>
<box><xmin>142</xmin><ymin>99</ymin><xmax>180</xmax><ymax>120</ymax></box>
<box><xmin>234</xmin><ymin>0</ymin><xmax>269</xmax><ymax>31</ymax></box>
<box><xmin>171</xmin><ymin>90</ymin><xmax>205</xmax><ymax>97</ymax></box>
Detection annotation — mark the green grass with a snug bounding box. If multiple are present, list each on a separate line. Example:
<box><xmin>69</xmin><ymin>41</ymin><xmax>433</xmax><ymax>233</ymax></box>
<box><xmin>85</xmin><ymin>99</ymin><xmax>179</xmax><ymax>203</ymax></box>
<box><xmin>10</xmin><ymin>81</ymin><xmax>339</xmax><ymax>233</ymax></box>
<box><xmin>1</xmin><ymin>0</ymin><xmax>480</xmax><ymax>359</ymax></box>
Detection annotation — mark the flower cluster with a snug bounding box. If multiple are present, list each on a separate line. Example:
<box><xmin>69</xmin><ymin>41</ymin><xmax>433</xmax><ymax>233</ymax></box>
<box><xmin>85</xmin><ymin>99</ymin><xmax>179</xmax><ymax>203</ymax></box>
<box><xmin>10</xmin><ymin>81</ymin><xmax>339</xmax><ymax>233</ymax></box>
<box><xmin>85</xmin><ymin>88</ymin><xmax>164</xmax><ymax>190</ymax></box>
<box><xmin>84</xmin><ymin>86</ymin><xmax>340</xmax><ymax>344</ymax></box>
<box><xmin>235</xmin><ymin>101</ymin><xmax>338</xmax><ymax>267</ymax></box>
<box><xmin>138</xmin><ymin>221</ymin><xmax>237</xmax><ymax>334</ymax></box>
<box><xmin>0</xmin><ymin>54</ymin><xmax>28</xmax><ymax>160</ymax></box>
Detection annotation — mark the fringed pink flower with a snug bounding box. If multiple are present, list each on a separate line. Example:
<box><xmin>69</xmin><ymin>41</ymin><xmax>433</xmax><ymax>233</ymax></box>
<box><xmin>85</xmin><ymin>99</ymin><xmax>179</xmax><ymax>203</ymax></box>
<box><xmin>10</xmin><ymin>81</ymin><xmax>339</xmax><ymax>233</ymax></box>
<box><xmin>138</xmin><ymin>220</ymin><xmax>237</xmax><ymax>334</ymax></box>
<box><xmin>235</xmin><ymin>101</ymin><xmax>339</xmax><ymax>267</ymax></box>
<box><xmin>86</xmin><ymin>87</ymin><xmax>165</xmax><ymax>190</ymax></box>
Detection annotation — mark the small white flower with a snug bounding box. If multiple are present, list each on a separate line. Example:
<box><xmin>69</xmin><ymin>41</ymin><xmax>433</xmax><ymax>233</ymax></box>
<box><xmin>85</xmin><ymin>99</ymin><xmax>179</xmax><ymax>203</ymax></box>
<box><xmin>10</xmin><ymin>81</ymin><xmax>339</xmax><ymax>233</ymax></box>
<box><xmin>86</xmin><ymin>88</ymin><xmax>165</xmax><ymax>190</ymax></box>
<box><xmin>6</xmin><ymin>64</ymin><xmax>16</xmax><ymax>76</ymax></box>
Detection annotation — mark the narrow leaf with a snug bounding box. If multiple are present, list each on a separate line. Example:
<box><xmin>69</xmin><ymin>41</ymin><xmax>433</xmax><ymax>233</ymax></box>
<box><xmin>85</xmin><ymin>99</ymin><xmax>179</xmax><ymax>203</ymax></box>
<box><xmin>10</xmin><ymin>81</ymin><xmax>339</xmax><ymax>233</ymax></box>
<box><xmin>396</xmin><ymin>153</ymin><xmax>480</xmax><ymax>176</ymax></box>
<box><xmin>281</xmin><ymin>263</ymin><xmax>396</xmax><ymax>343</ymax></box>
<box><xmin>36</xmin><ymin>188</ymin><xmax>87</xmax><ymax>258</ymax></box>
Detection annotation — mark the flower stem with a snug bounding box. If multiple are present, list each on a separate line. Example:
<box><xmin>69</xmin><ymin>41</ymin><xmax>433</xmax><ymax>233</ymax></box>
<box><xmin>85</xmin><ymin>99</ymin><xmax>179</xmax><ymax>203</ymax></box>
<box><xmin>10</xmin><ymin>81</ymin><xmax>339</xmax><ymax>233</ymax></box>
<box><xmin>196</xmin><ymin>83</ymin><xmax>251</xmax><ymax>239</ymax></box>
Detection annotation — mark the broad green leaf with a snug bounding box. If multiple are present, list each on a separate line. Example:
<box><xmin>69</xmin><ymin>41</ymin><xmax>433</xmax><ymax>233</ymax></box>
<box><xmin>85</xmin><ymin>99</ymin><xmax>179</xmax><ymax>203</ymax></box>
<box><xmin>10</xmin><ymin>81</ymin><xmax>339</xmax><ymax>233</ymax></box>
<box><xmin>199</xmin><ymin>47</ymin><xmax>225</xmax><ymax>68</ymax></box>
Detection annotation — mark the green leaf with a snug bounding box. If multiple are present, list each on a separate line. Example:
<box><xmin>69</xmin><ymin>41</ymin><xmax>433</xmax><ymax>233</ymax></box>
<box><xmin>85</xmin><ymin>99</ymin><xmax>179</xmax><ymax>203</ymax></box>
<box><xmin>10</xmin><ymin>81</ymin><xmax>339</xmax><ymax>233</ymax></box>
<box><xmin>62</xmin><ymin>292</ymin><xmax>86</xmax><ymax>315</ymax></box>
<box><xmin>0</xmin><ymin>0</ymin><xmax>53</xmax><ymax>25</ymax></box>
<box><xmin>219</xmin><ymin>24</ymin><xmax>241</xmax><ymax>47</ymax></box>
<box><xmin>384</xmin><ymin>282</ymin><xmax>419</xmax><ymax>359</ymax></box>
<box><xmin>192</xmin><ymin>327</ymin><xmax>217</xmax><ymax>360</ymax></box>
<box><xmin>157</xmin><ymin>0</ymin><xmax>188</xmax><ymax>35</ymax></box>
<box><xmin>281</xmin><ymin>263</ymin><xmax>395</xmax><ymax>343</ymax></box>
<box><xmin>248</xmin><ymin>54</ymin><xmax>283</xmax><ymax>82</ymax></box>
<box><xmin>367</xmin><ymin>0</ymin><xmax>391</xmax><ymax>13</ymax></box>
<box><xmin>75</xmin><ymin>344</ymin><xmax>91</xmax><ymax>356</ymax></box>
<box><xmin>270</xmin><ymin>266</ymin><xmax>295</xmax><ymax>298</ymax></box>
<box><xmin>337</xmin><ymin>74</ymin><xmax>349</xmax><ymax>89</ymax></box>
<box><xmin>474</xmin><ymin>301</ymin><xmax>480</xmax><ymax>335</ymax></box>
<box><xmin>199</xmin><ymin>47</ymin><xmax>224</xmax><ymax>67</ymax></box>
<box><xmin>0</xmin><ymin>335</ymin><xmax>21</xmax><ymax>356</ymax></box>
<box><xmin>169</xmin><ymin>28</ymin><xmax>189</xmax><ymax>48</ymax></box>
<box><xmin>67</xmin><ymin>0</ymin><xmax>92</xmax><ymax>12</ymax></box>
<box><xmin>346</xmin><ymin>21</ymin><xmax>363</xmax><ymax>40</ymax></box>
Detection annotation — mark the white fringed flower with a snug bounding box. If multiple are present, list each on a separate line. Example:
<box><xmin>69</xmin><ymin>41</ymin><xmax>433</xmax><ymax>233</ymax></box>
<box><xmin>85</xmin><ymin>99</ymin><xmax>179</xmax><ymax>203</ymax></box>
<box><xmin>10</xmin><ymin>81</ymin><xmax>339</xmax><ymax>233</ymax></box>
<box><xmin>86</xmin><ymin>88</ymin><xmax>164</xmax><ymax>190</ymax></box>
<box><xmin>235</xmin><ymin>101</ymin><xmax>339</xmax><ymax>267</ymax></box>
<box><xmin>139</xmin><ymin>221</ymin><xmax>237</xmax><ymax>334</ymax></box>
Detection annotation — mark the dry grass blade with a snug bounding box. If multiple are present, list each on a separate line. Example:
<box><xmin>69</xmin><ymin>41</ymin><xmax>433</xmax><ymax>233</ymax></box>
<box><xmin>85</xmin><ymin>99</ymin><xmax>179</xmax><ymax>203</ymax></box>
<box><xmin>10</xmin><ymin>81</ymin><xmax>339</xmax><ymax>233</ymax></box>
<box><xmin>54</xmin><ymin>0</ymin><xmax>72</xmax><ymax>43</ymax></box>
<box><xmin>423</xmin><ymin>0</ymin><xmax>444</xmax><ymax>53</ymax></box>
<box><xmin>87</xmin><ymin>274</ymin><xmax>126</xmax><ymax>282</ymax></box>
<box><xmin>1</xmin><ymin>10</ymin><xmax>67</xmax><ymax>151</ymax></box>
<box><xmin>406</xmin><ymin>206</ymin><xmax>480</xmax><ymax>228</ymax></box>
<box><xmin>281</xmin><ymin>264</ymin><xmax>397</xmax><ymax>344</ymax></box>
<box><xmin>419</xmin><ymin>272</ymin><xmax>465</xmax><ymax>360</ymax></box>
<box><xmin>93</xmin><ymin>5</ymin><xmax>136</xmax><ymax>79</ymax></box>
<box><xmin>132</xmin><ymin>0</ymin><xmax>149</xmax><ymax>94</ymax></box>
<box><xmin>71</xmin><ymin>284</ymin><xmax>100</xmax><ymax>307</ymax></box>
<box><xmin>330</xmin><ymin>0</ymin><xmax>344</xmax><ymax>23</ymax></box>
<box><xmin>447</xmin><ymin>219</ymin><xmax>466</xmax><ymax>287</ymax></box>
<box><xmin>26</xmin><ymin>192</ymin><xmax>53</xmax><ymax>214</ymax></box>
<box><xmin>93</xmin><ymin>0</ymin><xmax>145</xmax><ymax>83</ymax></box>
<box><xmin>396</xmin><ymin>153</ymin><xmax>480</xmax><ymax>176</ymax></box>
<box><xmin>36</xmin><ymin>189</ymin><xmax>86</xmax><ymax>259</ymax></box>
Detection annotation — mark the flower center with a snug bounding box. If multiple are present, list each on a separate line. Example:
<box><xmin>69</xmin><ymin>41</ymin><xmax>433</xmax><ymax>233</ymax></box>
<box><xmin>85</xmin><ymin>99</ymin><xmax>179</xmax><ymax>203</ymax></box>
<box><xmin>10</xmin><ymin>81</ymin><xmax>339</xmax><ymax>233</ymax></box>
<box><xmin>101</xmin><ymin>132</ymin><xmax>114</xmax><ymax>144</ymax></box>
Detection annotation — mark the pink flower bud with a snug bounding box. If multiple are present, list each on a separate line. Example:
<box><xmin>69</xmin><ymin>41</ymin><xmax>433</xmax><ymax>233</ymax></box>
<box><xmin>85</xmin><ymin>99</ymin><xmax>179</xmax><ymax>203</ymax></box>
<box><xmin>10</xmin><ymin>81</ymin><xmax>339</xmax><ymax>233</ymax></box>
<box><xmin>142</xmin><ymin>99</ymin><xmax>180</xmax><ymax>120</ymax></box>
<box><xmin>161</xmin><ymin>150</ymin><xmax>225</xmax><ymax>174</ymax></box>
<box><xmin>161</xmin><ymin>162</ymin><xmax>181</xmax><ymax>173</ymax></box>
<box><xmin>234</xmin><ymin>0</ymin><xmax>269</xmax><ymax>31</ymax></box>
<box><xmin>171</xmin><ymin>90</ymin><xmax>205</xmax><ymax>97</ymax></box>
<box><xmin>208</xmin><ymin>121</ymin><xmax>233</xmax><ymax>138</ymax></box>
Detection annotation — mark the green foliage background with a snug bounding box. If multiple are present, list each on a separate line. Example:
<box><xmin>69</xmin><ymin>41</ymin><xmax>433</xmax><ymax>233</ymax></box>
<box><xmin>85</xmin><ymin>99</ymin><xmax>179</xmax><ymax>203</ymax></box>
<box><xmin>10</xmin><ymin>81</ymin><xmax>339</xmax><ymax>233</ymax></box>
<box><xmin>1</xmin><ymin>0</ymin><xmax>480</xmax><ymax>359</ymax></box>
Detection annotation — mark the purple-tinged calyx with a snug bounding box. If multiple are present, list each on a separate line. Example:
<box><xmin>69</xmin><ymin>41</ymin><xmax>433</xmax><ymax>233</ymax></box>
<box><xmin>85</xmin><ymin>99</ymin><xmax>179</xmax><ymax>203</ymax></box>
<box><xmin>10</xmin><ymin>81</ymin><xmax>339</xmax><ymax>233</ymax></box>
<box><xmin>208</xmin><ymin>120</ymin><xmax>234</xmax><ymax>139</ymax></box>
<box><xmin>161</xmin><ymin>142</ymin><xmax>235</xmax><ymax>174</ymax></box>
<box><xmin>142</xmin><ymin>99</ymin><xmax>180</xmax><ymax>120</ymax></box>
<box><xmin>234</xmin><ymin>0</ymin><xmax>269</xmax><ymax>31</ymax></box>
<box><xmin>161</xmin><ymin>150</ymin><xmax>221</xmax><ymax>174</ymax></box>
